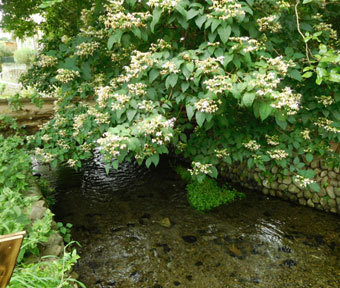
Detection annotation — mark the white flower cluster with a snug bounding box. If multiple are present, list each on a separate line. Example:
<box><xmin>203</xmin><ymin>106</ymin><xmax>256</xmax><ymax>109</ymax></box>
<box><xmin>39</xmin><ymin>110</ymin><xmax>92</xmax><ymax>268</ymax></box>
<box><xmin>271</xmin><ymin>87</ymin><xmax>301</xmax><ymax>115</ymax></box>
<box><xmin>135</xmin><ymin>116</ymin><xmax>175</xmax><ymax>145</ymax></box>
<box><xmin>111</xmin><ymin>93</ymin><xmax>131</xmax><ymax>110</ymax></box>
<box><xmin>88</xmin><ymin>107</ymin><xmax>110</xmax><ymax>125</ymax></box>
<box><xmin>194</xmin><ymin>57</ymin><xmax>224</xmax><ymax>74</ymax></box>
<box><xmin>243</xmin><ymin>140</ymin><xmax>261</xmax><ymax>151</ymax></box>
<box><xmin>315</xmin><ymin>22</ymin><xmax>337</xmax><ymax>40</ymax></box>
<box><xmin>194</xmin><ymin>98</ymin><xmax>220</xmax><ymax>114</ymax></box>
<box><xmin>138</xmin><ymin>100</ymin><xmax>154</xmax><ymax>112</ymax></box>
<box><xmin>316</xmin><ymin>95</ymin><xmax>334</xmax><ymax>107</ymax></box>
<box><xmin>252</xmin><ymin>72</ymin><xmax>281</xmax><ymax>96</ymax></box>
<box><xmin>277</xmin><ymin>0</ymin><xmax>291</xmax><ymax>9</ymax></box>
<box><xmin>314</xmin><ymin>117</ymin><xmax>340</xmax><ymax>134</ymax></box>
<box><xmin>97</xmin><ymin>133</ymin><xmax>128</xmax><ymax>158</ymax></box>
<box><xmin>38</xmin><ymin>55</ymin><xmax>57</xmax><ymax>68</ymax></box>
<box><xmin>137</xmin><ymin>115</ymin><xmax>175</xmax><ymax>135</ymax></box>
<box><xmin>208</xmin><ymin>0</ymin><xmax>245</xmax><ymax>20</ymax></box>
<box><xmin>116</xmin><ymin>51</ymin><xmax>154</xmax><ymax>84</ymax></box>
<box><xmin>76</xmin><ymin>42</ymin><xmax>100</xmax><ymax>57</ymax></box>
<box><xmin>146</xmin><ymin>0</ymin><xmax>180</xmax><ymax>11</ymax></box>
<box><xmin>160</xmin><ymin>61</ymin><xmax>180</xmax><ymax>75</ymax></box>
<box><xmin>215</xmin><ymin>148</ymin><xmax>230</xmax><ymax>159</ymax></box>
<box><xmin>207</xmin><ymin>42</ymin><xmax>221</xmax><ymax>47</ymax></box>
<box><xmin>257</xmin><ymin>15</ymin><xmax>282</xmax><ymax>33</ymax></box>
<box><xmin>301</xmin><ymin>129</ymin><xmax>311</xmax><ymax>140</ymax></box>
<box><xmin>103</xmin><ymin>1</ymin><xmax>151</xmax><ymax>31</ymax></box>
<box><xmin>267</xmin><ymin>149</ymin><xmax>288</xmax><ymax>160</ymax></box>
<box><xmin>188</xmin><ymin>162</ymin><xmax>213</xmax><ymax>176</ymax></box>
<box><xmin>73</xmin><ymin>113</ymin><xmax>88</xmax><ymax>136</ymax></box>
<box><xmin>128</xmin><ymin>83</ymin><xmax>147</xmax><ymax>96</ymax></box>
<box><xmin>265</xmin><ymin>135</ymin><xmax>279</xmax><ymax>146</ymax></box>
<box><xmin>57</xmin><ymin>139</ymin><xmax>70</xmax><ymax>150</ymax></box>
<box><xmin>67</xmin><ymin>159</ymin><xmax>77</xmax><ymax>168</ymax></box>
<box><xmin>104</xmin><ymin>11</ymin><xmax>151</xmax><ymax>30</ymax></box>
<box><xmin>150</xmin><ymin>39</ymin><xmax>172</xmax><ymax>52</ymax></box>
<box><xmin>230</xmin><ymin>37</ymin><xmax>261</xmax><ymax>53</ymax></box>
<box><xmin>266</xmin><ymin>56</ymin><xmax>294</xmax><ymax>75</ymax></box>
<box><xmin>35</xmin><ymin>148</ymin><xmax>54</xmax><ymax>163</ymax></box>
<box><xmin>96</xmin><ymin>86</ymin><xmax>112</xmax><ymax>108</ymax></box>
<box><xmin>55</xmin><ymin>69</ymin><xmax>80</xmax><ymax>83</ymax></box>
<box><xmin>204</xmin><ymin>75</ymin><xmax>232</xmax><ymax>94</ymax></box>
<box><xmin>41</xmin><ymin>134</ymin><xmax>51</xmax><ymax>142</ymax></box>
<box><xmin>81</xmin><ymin>143</ymin><xmax>92</xmax><ymax>153</ymax></box>
<box><xmin>294</xmin><ymin>175</ymin><xmax>315</xmax><ymax>188</ymax></box>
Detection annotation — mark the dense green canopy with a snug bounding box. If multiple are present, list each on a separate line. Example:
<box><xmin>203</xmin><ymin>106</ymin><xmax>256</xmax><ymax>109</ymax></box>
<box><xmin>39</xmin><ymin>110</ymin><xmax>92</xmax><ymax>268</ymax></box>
<box><xmin>2</xmin><ymin>0</ymin><xmax>340</xmax><ymax>190</ymax></box>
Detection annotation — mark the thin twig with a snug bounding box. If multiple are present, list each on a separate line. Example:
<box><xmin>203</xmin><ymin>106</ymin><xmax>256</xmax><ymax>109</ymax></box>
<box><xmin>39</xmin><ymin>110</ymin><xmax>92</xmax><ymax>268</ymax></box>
<box><xmin>295</xmin><ymin>0</ymin><xmax>311</xmax><ymax>64</ymax></box>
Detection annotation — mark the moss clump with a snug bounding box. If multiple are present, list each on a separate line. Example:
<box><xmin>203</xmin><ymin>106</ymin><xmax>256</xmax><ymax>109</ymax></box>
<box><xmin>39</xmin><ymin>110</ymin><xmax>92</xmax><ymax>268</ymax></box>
<box><xmin>176</xmin><ymin>165</ymin><xmax>245</xmax><ymax>212</ymax></box>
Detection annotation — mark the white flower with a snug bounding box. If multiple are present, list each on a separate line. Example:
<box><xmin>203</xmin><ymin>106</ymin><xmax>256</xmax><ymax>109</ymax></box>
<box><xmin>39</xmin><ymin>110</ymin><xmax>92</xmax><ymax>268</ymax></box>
<box><xmin>188</xmin><ymin>161</ymin><xmax>213</xmax><ymax>176</ymax></box>
<box><xmin>243</xmin><ymin>140</ymin><xmax>261</xmax><ymax>151</ymax></box>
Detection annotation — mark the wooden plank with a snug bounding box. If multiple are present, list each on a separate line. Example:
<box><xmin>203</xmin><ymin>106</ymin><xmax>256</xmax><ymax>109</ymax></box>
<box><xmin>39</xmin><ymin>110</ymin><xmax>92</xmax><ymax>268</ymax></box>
<box><xmin>0</xmin><ymin>231</ymin><xmax>26</xmax><ymax>288</ymax></box>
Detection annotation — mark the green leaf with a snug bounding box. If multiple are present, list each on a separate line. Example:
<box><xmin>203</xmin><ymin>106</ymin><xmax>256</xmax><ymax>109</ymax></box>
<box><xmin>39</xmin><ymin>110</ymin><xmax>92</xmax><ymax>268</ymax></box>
<box><xmin>217</xmin><ymin>26</ymin><xmax>231</xmax><ymax>44</ymax></box>
<box><xmin>186</xmin><ymin>105</ymin><xmax>194</xmax><ymax>120</ymax></box>
<box><xmin>176</xmin><ymin>4</ymin><xmax>187</xmax><ymax>18</ymax></box>
<box><xmin>150</xmin><ymin>7</ymin><xmax>162</xmax><ymax>32</ymax></box>
<box><xmin>151</xmin><ymin>154</ymin><xmax>160</xmax><ymax>166</ymax></box>
<box><xmin>211</xmin><ymin>19</ymin><xmax>220</xmax><ymax>33</ymax></box>
<box><xmin>306</xmin><ymin>153</ymin><xmax>313</xmax><ymax>163</ymax></box>
<box><xmin>108</xmin><ymin>30</ymin><xmax>123</xmax><ymax>50</ymax></box>
<box><xmin>127</xmin><ymin>109</ymin><xmax>137</xmax><ymax>122</ymax></box>
<box><xmin>181</xmin><ymin>82</ymin><xmax>190</xmax><ymax>92</ymax></box>
<box><xmin>242</xmin><ymin>92</ymin><xmax>255</xmax><ymax>107</ymax></box>
<box><xmin>149</xmin><ymin>68</ymin><xmax>159</xmax><ymax>83</ymax></box>
<box><xmin>196</xmin><ymin>111</ymin><xmax>205</xmax><ymax>127</ymax></box>
<box><xmin>302</xmin><ymin>71</ymin><xmax>313</xmax><ymax>78</ymax></box>
<box><xmin>187</xmin><ymin>9</ymin><xmax>199</xmax><ymax>20</ymax></box>
<box><xmin>195</xmin><ymin>15</ymin><xmax>207</xmax><ymax>29</ymax></box>
<box><xmin>259</xmin><ymin>102</ymin><xmax>273</xmax><ymax>121</ymax></box>
<box><xmin>81</xmin><ymin>62</ymin><xmax>91</xmax><ymax>81</ymax></box>
<box><xmin>146</xmin><ymin>157</ymin><xmax>152</xmax><ymax>168</ymax></box>
<box><xmin>167</xmin><ymin>74</ymin><xmax>179</xmax><ymax>88</ymax></box>
<box><xmin>309</xmin><ymin>182</ymin><xmax>320</xmax><ymax>193</ymax></box>
<box><xmin>329</xmin><ymin>69</ymin><xmax>340</xmax><ymax>82</ymax></box>
<box><xmin>303</xmin><ymin>0</ymin><xmax>313</xmax><ymax>3</ymax></box>
<box><xmin>289</xmin><ymin>69</ymin><xmax>302</xmax><ymax>81</ymax></box>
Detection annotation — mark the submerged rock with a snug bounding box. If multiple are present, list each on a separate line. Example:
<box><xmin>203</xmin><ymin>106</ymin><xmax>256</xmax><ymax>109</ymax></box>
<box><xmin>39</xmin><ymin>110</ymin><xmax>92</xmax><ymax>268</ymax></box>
<box><xmin>160</xmin><ymin>217</ymin><xmax>172</xmax><ymax>228</ymax></box>
<box><xmin>182</xmin><ymin>235</ymin><xmax>197</xmax><ymax>243</ymax></box>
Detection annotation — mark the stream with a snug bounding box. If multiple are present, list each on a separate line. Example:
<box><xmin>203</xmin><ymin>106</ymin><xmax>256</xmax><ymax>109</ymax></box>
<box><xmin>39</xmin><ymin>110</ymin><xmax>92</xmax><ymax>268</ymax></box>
<box><xmin>40</xmin><ymin>157</ymin><xmax>340</xmax><ymax>288</ymax></box>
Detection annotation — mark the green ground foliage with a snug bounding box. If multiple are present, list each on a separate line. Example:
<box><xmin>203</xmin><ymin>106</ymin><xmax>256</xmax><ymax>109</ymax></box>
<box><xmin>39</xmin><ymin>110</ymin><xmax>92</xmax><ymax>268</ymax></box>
<box><xmin>0</xmin><ymin>127</ymin><xmax>82</xmax><ymax>287</ymax></box>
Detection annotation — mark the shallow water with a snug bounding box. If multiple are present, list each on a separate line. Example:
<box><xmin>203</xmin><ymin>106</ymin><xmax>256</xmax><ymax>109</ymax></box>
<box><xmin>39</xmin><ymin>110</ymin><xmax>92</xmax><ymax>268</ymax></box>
<box><xmin>48</xmin><ymin>159</ymin><xmax>340</xmax><ymax>288</ymax></box>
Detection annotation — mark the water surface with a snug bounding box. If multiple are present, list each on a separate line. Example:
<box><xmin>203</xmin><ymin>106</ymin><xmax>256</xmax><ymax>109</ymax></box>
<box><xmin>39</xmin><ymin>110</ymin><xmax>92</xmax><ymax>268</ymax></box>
<box><xmin>48</xmin><ymin>159</ymin><xmax>340</xmax><ymax>288</ymax></box>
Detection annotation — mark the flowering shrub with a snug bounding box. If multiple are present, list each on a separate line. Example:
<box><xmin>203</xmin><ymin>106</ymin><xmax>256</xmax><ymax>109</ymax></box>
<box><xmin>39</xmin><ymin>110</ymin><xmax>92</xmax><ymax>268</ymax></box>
<box><xmin>20</xmin><ymin>0</ymin><xmax>339</xmax><ymax>193</ymax></box>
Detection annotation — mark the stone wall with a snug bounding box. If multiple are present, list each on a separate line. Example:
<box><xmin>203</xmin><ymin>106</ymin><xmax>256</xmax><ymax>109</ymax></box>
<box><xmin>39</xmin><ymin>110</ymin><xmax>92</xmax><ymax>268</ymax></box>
<box><xmin>221</xmin><ymin>158</ymin><xmax>340</xmax><ymax>214</ymax></box>
<box><xmin>25</xmin><ymin>183</ymin><xmax>65</xmax><ymax>258</ymax></box>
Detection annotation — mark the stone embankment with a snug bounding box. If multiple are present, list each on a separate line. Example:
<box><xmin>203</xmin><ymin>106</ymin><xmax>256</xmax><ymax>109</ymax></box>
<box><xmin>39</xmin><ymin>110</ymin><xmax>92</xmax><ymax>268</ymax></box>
<box><xmin>0</xmin><ymin>98</ymin><xmax>55</xmax><ymax>132</ymax></box>
<box><xmin>26</xmin><ymin>183</ymin><xmax>65</xmax><ymax>258</ymax></box>
<box><xmin>221</xmin><ymin>158</ymin><xmax>340</xmax><ymax>214</ymax></box>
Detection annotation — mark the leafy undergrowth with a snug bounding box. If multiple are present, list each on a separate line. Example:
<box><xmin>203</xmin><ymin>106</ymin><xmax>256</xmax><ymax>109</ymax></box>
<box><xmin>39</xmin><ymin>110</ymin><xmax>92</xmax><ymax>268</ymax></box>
<box><xmin>0</xmin><ymin>134</ymin><xmax>83</xmax><ymax>288</ymax></box>
<box><xmin>176</xmin><ymin>165</ymin><xmax>245</xmax><ymax>212</ymax></box>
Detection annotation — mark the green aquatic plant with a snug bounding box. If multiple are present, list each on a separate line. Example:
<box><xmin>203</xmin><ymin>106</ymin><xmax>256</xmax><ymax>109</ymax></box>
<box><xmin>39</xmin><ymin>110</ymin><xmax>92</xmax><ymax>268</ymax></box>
<box><xmin>177</xmin><ymin>165</ymin><xmax>244</xmax><ymax>211</ymax></box>
<box><xmin>187</xmin><ymin>178</ymin><xmax>245</xmax><ymax>212</ymax></box>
